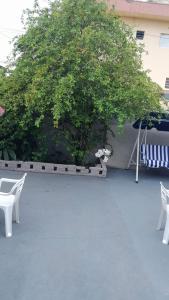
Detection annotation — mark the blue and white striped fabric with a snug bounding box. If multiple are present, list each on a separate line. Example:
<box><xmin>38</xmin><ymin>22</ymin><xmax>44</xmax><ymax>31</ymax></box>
<box><xmin>141</xmin><ymin>144</ymin><xmax>169</xmax><ymax>168</ymax></box>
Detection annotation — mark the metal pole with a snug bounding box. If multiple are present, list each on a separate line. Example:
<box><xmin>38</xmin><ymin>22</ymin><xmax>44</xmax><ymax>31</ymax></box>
<box><xmin>127</xmin><ymin>138</ymin><xmax>138</xmax><ymax>169</ymax></box>
<box><xmin>145</xmin><ymin>126</ymin><xmax>147</xmax><ymax>146</ymax></box>
<box><xmin>136</xmin><ymin>121</ymin><xmax>142</xmax><ymax>183</ymax></box>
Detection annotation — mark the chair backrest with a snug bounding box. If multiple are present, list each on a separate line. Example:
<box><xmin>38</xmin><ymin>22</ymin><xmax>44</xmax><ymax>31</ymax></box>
<box><xmin>160</xmin><ymin>182</ymin><xmax>169</xmax><ymax>211</ymax></box>
<box><xmin>11</xmin><ymin>173</ymin><xmax>27</xmax><ymax>202</ymax></box>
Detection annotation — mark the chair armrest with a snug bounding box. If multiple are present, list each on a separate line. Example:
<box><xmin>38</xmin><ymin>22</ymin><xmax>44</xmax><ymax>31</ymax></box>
<box><xmin>0</xmin><ymin>178</ymin><xmax>19</xmax><ymax>184</ymax></box>
<box><xmin>0</xmin><ymin>191</ymin><xmax>12</xmax><ymax>196</ymax></box>
<box><xmin>0</xmin><ymin>178</ymin><xmax>19</xmax><ymax>193</ymax></box>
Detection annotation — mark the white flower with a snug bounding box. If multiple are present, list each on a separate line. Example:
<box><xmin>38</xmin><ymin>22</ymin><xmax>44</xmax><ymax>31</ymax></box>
<box><xmin>95</xmin><ymin>148</ymin><xmax>111</xmax><ymax>165</ymax></box>
<box><xmin>95</xmin><ymin>149</ymin><xmax>104</xmax><ymax>158</ymax></box>
<box><xmin>103</xmin><ymin>156</ymin><xmax>109</xmax><ymax>163</ymax></box>
<box><xmin>95</xmin><ymin>152</ymin><xmax>101</xmax><ymax>158</ymax></box>
<box><xmin>98</xmin><ymin>149</ymin><xmax>104</xmax><ymax>156</ymax></box>
<box><xmin>104</xmin><ymin>149</ymin><xmax>111</xmax><ymax>156</ymax></box>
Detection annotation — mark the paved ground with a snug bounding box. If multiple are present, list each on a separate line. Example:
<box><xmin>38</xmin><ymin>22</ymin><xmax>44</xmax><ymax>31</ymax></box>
<box><xmin>0</xmin><ymin>168</ymin><xmax>169</xmax><ymax>300</ymax></box>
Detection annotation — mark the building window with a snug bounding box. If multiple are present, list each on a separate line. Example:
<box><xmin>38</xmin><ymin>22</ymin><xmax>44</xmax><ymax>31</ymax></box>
<box><xmin>136</xmin><ymin>30</ymin><xmax>145</xmax><ymax>40</ymax></box>
<box><xmin>160</xmin><ymin>34</ymin><xmax>169</xmax><ymax>48</ymax></box>
<box><xmin>165</xmin><ymin>78</ymin><xmax>169</xmax><ymax>89</ymax></box>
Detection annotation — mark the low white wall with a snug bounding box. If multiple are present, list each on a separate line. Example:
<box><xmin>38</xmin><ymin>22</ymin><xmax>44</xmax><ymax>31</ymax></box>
<box><xmin>107</xmin><ymin>123</ymin><xmax>169</xmax><ymax>169</ymax></box>
<box><xmin>0</xmin><ymin>161</ymin><xmax>107</xmax><ymax>177</ymax></box>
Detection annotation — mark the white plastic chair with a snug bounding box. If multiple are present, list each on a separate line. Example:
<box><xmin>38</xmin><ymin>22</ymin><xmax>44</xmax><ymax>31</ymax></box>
<box><xmin>157</xmin><ymin>182</ymin><xmax>169</xmax><ymax>245</ymax></box>
<box><xmin>0</xmin><ymin>173</ymin><xmax>27</xmax><ymax>237</ymax></box>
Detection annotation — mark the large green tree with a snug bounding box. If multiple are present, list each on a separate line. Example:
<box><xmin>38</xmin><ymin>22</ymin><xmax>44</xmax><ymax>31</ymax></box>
<box><xmin>0</xmin><ymin>0</ymin><xmax>161</xmax><ymax>164</ymax></box>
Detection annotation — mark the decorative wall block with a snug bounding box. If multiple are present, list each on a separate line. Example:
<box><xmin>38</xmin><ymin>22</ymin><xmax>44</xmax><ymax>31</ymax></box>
<box><xmin>0</xmin><ymin>160</ymin><xmax>107</xmax><ymax>177</ymax></box>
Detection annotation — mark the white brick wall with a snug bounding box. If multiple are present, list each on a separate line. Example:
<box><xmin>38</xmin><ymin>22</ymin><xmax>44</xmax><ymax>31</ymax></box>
<box><xmin>0</xmin><ymin>161</ymin><xmax>107</xmax><ymax>177</ymax></box>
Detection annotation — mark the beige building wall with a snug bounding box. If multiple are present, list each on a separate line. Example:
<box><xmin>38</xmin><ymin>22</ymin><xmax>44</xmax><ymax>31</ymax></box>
<box><xmin>122</xmin><ymin>17</ymin><xmax>169</xmax><ymax>90</ymax></box>
<box><xmin>107</xmin><ymin>15</ymin><xmax>169</xmax><ymax>169</ymax></box>
<box><xmin>105</xmin><ymin>1</ymin><xmax>169</xmax><ymax>169</ymax></box>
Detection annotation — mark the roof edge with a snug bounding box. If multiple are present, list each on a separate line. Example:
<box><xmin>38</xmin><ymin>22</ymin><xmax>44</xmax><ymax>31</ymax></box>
<box><xmin>107</xmin><ymin>0</ymin><xmax>169</xmax><ymax>21</ymax></box>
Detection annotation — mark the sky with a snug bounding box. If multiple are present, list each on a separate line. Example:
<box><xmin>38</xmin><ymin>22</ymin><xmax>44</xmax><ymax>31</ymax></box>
<box><xmin>0</xmin><ymin>0</ymin><xmax>49</xmax><ymax>66</ymax></box>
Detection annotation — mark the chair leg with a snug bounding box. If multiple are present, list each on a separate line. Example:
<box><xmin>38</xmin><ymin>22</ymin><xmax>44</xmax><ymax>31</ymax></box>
<box><xmin>157</xmin><ymin>207</ymin><xmax>165</xmax><ymax>230</ymax></box>
<box><xmin>4</xmin><ymin>206</ymin><xmax>13</xmax><ymax>238</ymax></box>
<box><xmin>13</xmin><ymin>201</ymin><xmax>20</xmax><ymax>224</ymax></box>
<box><xmin>163</xmin><ymin>214</ymin><xmax>169</xmax><ymax>245</ymax></box>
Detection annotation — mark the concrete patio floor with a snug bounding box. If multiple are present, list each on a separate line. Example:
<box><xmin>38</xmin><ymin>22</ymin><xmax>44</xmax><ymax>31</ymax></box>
<box><xmin>0</xmin><ymin>168</ymin><xmax>169</xmax><ymax>300</ymax></box>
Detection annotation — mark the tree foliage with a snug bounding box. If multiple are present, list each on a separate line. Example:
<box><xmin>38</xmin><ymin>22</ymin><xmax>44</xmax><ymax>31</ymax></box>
<box><xmin>0</xmin><ymin>0</ymin><xmax>161</xmax><ymax>164</ymax></box>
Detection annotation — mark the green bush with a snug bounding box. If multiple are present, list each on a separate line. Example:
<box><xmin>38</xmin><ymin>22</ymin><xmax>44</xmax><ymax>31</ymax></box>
<box><xmin>0</xmin><ymin>0</ymin><xmax>161</xmax><ymax>164</ymax></box>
